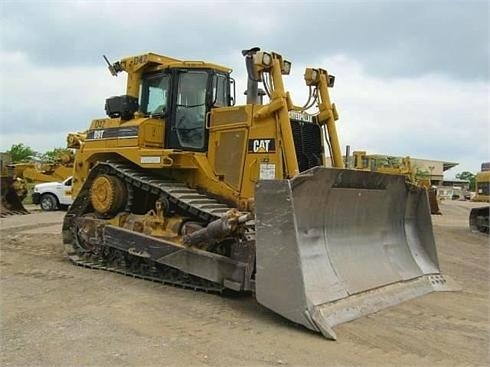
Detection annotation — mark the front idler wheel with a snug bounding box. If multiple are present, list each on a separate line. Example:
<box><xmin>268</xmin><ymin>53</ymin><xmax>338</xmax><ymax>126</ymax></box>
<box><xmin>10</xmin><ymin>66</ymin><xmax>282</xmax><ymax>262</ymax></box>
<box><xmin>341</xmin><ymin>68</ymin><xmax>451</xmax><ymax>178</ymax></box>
<box><xmin>90</xmin><ymin>174</ymin><xmax>127</xmax><ymax>216</ymax></box>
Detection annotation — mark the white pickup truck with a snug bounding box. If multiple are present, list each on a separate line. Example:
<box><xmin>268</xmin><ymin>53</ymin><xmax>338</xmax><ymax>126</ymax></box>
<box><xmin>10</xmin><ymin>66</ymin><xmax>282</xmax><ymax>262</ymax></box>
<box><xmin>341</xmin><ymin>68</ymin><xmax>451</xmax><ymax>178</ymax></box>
<box><xmin>32</xmin><ymin>176</ymin><xmax>73</xmax><ymax>211</ymax></box>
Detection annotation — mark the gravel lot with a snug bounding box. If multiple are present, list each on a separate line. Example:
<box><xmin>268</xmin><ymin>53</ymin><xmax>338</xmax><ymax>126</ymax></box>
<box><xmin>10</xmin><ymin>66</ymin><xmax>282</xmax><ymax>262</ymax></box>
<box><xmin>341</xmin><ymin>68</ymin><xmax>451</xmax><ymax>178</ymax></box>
<box><xmin>1</xmin><ymin>200</ymin><xmax>489</xmax><ymax>367</ymax></box>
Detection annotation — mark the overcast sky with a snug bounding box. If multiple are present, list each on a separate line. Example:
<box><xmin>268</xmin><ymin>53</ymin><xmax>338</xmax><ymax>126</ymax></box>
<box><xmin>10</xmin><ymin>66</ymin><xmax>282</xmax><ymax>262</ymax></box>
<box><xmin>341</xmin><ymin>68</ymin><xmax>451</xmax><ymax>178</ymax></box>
<box><xmin>0</xmin><ymin>0</ymin><xmax>488</xmax><ymax>178</ymax></box>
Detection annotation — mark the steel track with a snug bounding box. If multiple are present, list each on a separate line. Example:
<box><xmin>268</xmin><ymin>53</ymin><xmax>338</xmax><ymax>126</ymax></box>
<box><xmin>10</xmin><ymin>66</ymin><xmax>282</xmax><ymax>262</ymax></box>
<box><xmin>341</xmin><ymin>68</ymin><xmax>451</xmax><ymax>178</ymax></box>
<box><xmin>62</xmin><ymin>161</ymin><xmax>248</xmax><ymax>293</ymax></box>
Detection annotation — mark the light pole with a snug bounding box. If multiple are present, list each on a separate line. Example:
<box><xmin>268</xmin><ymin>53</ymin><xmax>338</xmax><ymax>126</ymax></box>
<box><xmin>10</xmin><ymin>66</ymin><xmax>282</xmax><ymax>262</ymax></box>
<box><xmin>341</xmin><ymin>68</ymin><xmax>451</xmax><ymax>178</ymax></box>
<box><xmin>428</xmin><ymin>166</ymin><xmax>435</xmax><ymax>185</ymax></box>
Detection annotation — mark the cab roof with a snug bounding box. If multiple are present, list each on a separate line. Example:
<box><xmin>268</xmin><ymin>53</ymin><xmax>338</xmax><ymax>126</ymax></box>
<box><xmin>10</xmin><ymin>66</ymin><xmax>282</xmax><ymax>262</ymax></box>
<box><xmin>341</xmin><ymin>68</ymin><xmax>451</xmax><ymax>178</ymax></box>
<box><xmin>120</xmin><ymin>52</ymin><xmax>232</xmax><ymax>74</ymax></box>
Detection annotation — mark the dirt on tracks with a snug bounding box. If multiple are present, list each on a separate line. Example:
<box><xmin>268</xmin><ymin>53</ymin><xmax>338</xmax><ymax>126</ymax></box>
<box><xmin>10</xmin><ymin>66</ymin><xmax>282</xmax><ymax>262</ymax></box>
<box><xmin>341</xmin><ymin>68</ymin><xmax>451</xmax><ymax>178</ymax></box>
<box><xmin>0</xmin><ymin>201</ymin><xmax>488</xmax><ymax>367</ymax></box>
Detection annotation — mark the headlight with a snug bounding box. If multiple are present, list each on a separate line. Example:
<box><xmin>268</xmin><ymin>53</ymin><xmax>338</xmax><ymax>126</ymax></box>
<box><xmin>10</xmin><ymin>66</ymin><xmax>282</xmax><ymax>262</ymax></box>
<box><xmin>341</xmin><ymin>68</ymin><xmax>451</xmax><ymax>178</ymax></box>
<box><xmin>261</xmin><ymin>52</ymin><xmax>272</xmax><ymax>66</ymax></box>
<box><xmin>311</xmin><ymin>69</ymin><xmax>318</xmax><ymax>82</ymax></box>
<box><xmin>282</xmin><ymin>60</ymin><xmax>291</xmax><ymax>75</ymax></box>
<box><xmin>304</xmin><ymin>68</ymin><xmax>319</xmax><ymax>86</ymax></box>
<box><xmin>253</xmin><ymin>52</ymin><xmax>272</xmax><ymax>69</ymax></box>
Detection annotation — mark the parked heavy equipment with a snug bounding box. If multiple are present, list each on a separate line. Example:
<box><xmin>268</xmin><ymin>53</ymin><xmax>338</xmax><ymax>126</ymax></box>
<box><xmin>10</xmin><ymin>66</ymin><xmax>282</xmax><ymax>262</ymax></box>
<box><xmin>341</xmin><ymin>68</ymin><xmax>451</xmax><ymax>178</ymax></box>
<box><xmin>63</xmin><ymin>48</ymin><xmax>457</xmax><ymax>339</ymax></box>
<box><xmin>470</xmin><ymin>163</ymin><xmax>489</xmax><ymax>233</ymax></box>
<box><xmin>13</xmin><ymin>150</ymin><xmax>74</xmax><ymax>183</ymax></box>
<box><xmin>1</xmin><ymin>152</ymin><xmax>29</xmax><ymax>217</ymax></box>
<box><xmin>352</xmin><ymin>151</ymin><xmax>441</xmax><ymax>214</ymax></box>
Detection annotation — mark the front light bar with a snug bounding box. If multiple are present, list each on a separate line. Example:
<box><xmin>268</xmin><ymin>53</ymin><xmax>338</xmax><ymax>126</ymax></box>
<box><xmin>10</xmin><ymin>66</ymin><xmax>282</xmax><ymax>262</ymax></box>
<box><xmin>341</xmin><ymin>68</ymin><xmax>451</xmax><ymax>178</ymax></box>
<box><xmin>304</xmin><ymin>68</ymin><xmax>335</xmax><ymax>87</ymax></box>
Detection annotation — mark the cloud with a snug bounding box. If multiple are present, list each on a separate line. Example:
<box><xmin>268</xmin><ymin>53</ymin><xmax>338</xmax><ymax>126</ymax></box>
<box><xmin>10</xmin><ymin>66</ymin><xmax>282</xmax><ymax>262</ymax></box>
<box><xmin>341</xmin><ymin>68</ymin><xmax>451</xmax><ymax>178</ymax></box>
<box><xmin>1</xmin><ymin>1</ymin><xmax>488</xmax><ymax>80</ymax></box>
<box><xmin>270</xmin><ymin>54</ymin><xmax>489</xmax><ymax>176</ymax></box>
<box><xmin>0</xmin><ymin>51</ymin><xmax>125</xmax><ymax>137</ymax></box>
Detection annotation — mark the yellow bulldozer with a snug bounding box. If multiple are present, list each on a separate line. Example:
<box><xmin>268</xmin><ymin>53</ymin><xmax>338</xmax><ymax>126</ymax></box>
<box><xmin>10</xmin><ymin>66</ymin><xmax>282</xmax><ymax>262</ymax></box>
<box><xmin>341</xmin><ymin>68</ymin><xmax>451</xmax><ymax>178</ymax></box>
<box><xmin>1</xmin><ymin>152</ymin><xmax>29</xmax><ymax>217</ymax></box>
<box><xmin>351</xmin><ymin>151</ymin><xmax>441</xmax><ymax>215</ymax></box>
<box><xmin>13</xmin><ymin>150</ymin><xmax>75</xmax><ymax>183</ymax></box>
<box><xmin>469</xmin><ymin>164</ymin><xmax>489</xmax><ymax>233</ymax></box>
<box><xmin>63</xmin><ymin>48</ymin><xmax>457</xmax><ymax>339</ymax></box>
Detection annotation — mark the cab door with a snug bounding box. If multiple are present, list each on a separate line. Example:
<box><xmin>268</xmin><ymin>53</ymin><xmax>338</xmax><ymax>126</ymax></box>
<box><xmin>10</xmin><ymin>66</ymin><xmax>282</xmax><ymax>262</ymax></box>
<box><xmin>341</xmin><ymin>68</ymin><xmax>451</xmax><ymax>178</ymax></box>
<box><xmin>166</xmin><ymin>70</ymin><xmax>209</xmax><ymax>151</ymax></box>
<box><xmin>59</xmin><ymin>177</ymin><xmax>73</xmax><ymax>205</ymax></box>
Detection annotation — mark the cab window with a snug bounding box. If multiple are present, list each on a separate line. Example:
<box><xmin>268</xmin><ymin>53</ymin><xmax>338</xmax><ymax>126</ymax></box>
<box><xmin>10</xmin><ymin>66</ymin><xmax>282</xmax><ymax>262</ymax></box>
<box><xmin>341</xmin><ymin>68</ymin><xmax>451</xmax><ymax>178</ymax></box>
<box><xmin>175</xmin><ymin>71</ymin><xmax>208</xmax><ymax>149</ymax></box>
<box><xmin>139</xmin><ymin>73</ymin><xmax>170</xmax><ymax>116</ymax></box>
<box><xmin>212</xmin><ymin>73</ymin><xmax>228</xmax><ymax>107</ymax></box>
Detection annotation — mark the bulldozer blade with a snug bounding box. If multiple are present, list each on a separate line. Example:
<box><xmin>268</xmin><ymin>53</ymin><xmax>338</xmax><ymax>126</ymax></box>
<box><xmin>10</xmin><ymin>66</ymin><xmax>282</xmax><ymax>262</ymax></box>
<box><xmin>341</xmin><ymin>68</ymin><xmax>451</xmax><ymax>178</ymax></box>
<box><xmin>469</xmin><ymin>206</ymin><xmax>489</xmax><ymax>234</ymax></box>
<box><xmin>254</xmin><ymin>167</ymin><xmax>459</xmax><ymax>340</ymax></box>
<box><xmin>1</xmin><ymin>186</ymin><xmax>29</xmax><ymax>217</ymax></box>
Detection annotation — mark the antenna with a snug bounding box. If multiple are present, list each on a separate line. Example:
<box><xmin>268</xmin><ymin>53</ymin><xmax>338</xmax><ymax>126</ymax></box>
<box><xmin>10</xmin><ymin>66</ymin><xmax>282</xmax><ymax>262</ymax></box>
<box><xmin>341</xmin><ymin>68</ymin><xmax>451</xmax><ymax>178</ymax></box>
<box><xmin>103</xmin><ymin>55</ymin><xmax>121</xmax><ymax>76</ymax></box>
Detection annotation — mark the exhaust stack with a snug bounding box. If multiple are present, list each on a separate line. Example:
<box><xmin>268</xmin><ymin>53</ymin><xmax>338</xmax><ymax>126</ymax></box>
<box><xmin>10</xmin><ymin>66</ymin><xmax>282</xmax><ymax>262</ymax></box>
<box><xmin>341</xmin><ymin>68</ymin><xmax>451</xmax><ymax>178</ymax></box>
<box><xmin>242</xmin><ymin>47</ymin><xmax>261</xmax><ymax>105</ymax></box>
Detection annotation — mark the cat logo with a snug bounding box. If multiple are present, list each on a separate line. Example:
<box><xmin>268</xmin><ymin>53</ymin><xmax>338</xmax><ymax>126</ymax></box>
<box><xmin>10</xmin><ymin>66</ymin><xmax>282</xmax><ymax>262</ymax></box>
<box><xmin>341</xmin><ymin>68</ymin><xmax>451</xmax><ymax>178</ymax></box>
<box><xmin>248</xmin><ymin>138</ymin><xmax>276</xmax><ymax>153</ymax></box>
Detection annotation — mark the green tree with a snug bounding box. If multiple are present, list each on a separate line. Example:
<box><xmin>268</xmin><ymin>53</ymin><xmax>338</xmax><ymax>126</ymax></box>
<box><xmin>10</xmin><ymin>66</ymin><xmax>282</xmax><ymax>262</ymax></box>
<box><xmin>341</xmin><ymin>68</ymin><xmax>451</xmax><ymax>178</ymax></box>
<box><xmin>415</xmin><ymin>168</ymin><xmax>430</xmax><ymax>179</ymax></box>
<box><xmin>8</xmin><ymin>143</ymin><xmax>36</xmax><ymax>162</ymax></box>
<box><xmin>41</xmin><ymin>147</ymin><xmax>71</xmax><ymax>162</ymax></box>
<box><xmin>456</xmin><ymin>171</ymin><xmax>475</xmax><ymax>191</ymax></box>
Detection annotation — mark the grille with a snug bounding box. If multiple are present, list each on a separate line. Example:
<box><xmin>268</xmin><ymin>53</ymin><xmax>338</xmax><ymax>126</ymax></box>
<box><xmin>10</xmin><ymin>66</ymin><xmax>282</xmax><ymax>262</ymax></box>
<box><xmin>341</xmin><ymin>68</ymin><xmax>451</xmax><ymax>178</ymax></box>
<box><xmin>290</xmin><ymin>120</ymin><xmax>323</xmax><ymax>172</ymax></box>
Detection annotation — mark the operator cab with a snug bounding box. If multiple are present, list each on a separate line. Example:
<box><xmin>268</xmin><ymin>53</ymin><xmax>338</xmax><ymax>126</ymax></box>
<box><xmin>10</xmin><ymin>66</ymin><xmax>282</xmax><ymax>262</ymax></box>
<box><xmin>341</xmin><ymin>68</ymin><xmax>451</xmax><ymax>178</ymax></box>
<box><xmin>139</xmin><ymin>68</ymin><xmax>233</xmax><ymax>151</ymax></box>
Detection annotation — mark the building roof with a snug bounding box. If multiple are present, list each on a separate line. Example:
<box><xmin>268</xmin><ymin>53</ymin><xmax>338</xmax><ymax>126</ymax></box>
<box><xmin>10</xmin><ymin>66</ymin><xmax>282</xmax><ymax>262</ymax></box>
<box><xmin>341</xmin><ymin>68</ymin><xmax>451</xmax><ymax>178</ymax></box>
<box><xmin>364</xmin><ymin>154</ymin><xmax>458</xmax><ymax>172</ymax></box>
<box><xmin>443</xmin><ymin>162</ymin><xmax>459</xmax><ymax>171</ymax></box>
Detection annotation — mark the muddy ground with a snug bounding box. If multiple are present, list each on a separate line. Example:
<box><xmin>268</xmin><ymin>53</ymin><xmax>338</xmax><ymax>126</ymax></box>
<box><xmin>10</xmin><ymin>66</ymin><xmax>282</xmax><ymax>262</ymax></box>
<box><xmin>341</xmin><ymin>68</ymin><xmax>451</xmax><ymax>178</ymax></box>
<box><xmin>1</xmin><ymin>200</ymin><xmax>489</xmax><ymax>367</ymax></box>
